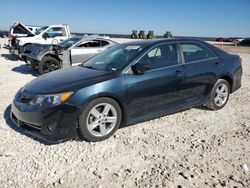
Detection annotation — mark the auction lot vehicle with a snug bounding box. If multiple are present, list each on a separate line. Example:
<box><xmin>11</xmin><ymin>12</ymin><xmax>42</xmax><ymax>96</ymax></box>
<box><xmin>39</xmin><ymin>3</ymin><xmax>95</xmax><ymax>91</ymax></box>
<box><xmin>238</xmin><ymin>38</ymin><xmax>250</xmax><ymax>46</ymax></box>
<box><xmin>163</xmin><ymin>31</ymin><xmax>174</xmax><ymax>38</ymax></box>
<box><xmin>138</xmin><ymin>30</ymin><xmax>146</xmax><ymax>39</ymax></box>
<box><xmin>147</xmin><ymin>31</ymin><xmax>155</xmax><ymax>39</ymax></box>
<box><xmin>8</xmin><ymin>22</ymin><xmax>41</xmax><ymax>47</ymax></box>
<box><xmin>24</xmin><ymin>36</ymin><xmax>117</xmax><ymax>74</ymax></box>
<box><xmin>9</xmin><ymin>22</ymin><xmax>41</xmax><ymax>38</ymax></box>
<box><xmin>11</xmin><ymin>39</ymin><xmax>242</xmax><ymax>143</ymax></box>
<box><xmin>131</xmin><ymin>30</ymin><xmax>139</xmax><ymax>39</ymax></box>
<box><xmin>9</xmin><ymin>24</ymin><xmax>71</xmax><ymax>57</ymax></box>
<box><xmin>0</xmin><ymin>30</ymin><xmax>8</xmax><ymax>38</ymax></box>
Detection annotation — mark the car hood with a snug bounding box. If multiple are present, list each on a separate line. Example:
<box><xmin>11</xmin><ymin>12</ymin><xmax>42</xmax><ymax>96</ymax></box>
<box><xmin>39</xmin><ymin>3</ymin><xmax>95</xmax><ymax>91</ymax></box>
<box><xmin>24</xmin><ymin>66</ymin><xmax>113</xmax><ymax>95</ymax></box>
<box><xmin>24</xmin><ymin>44</ymin><xmax>52</xmax><ymax>56</ymax></box>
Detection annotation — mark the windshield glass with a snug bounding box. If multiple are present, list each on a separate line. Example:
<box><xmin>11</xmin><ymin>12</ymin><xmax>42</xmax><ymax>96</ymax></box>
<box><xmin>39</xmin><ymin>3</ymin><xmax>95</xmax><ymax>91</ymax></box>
<box><xmin>35</xmin><ymin>26</ymin><xmax>48</xmax><ymax>35</ymax></box>
<box><xmin>59</xmin><ymin>37</ymin><xmax>81</xmax><ymax>49</ymax></box>
<box><xmin>82</xmin><ymin>44</ymin><xmax>145</xmax><ymax>71</ymax></box>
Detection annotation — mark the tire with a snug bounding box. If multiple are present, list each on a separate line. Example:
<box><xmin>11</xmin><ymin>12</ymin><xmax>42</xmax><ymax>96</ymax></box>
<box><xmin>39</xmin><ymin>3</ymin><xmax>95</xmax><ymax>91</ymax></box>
<box><xmin>20</xmin><ymin>55</ymin><xmax>26</xmax><ymax>61</ymax></box>
<box><xmin>78</xmin><ymin>97</ymin><xmax>122</xmax><ymax>142</ymax></box>
<box><xmin>38</xmin><ymin>56</ymin><xmax>61</xmax><ymax>75</ymax></box>
<box><xmin>206</xmin><ymin>79</ymin><xmax>230</xmax><ymax>110</ymax></box>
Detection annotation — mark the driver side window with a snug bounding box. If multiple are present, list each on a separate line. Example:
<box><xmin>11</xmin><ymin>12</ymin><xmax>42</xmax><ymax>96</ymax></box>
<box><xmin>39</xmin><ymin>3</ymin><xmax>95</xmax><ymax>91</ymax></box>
<box><xmin>77</xmin><ymin>40</ymin><xmax>101</xmax><ymax>48</ymax></box>
<box><xmin>44</xmin><ymin>27</ymin><xmax>65</xmax><ymax>38</ymax></box>
<box><xmin>137</xmin><ymin>43</ymin><xmax>178</xmax><ymax>70</ymax></box>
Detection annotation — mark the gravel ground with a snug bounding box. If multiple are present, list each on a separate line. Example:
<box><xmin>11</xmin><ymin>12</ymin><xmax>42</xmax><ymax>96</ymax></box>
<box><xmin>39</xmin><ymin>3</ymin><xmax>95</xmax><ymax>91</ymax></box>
<box><xmin>0</xmin><ymin>38</ymin><xmax>249</xmax><ymax>188</ymax></box>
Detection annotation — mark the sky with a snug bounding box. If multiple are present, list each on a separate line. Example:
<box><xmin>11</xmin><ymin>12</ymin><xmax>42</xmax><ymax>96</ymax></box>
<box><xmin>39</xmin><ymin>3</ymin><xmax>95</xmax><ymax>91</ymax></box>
<box><xmin>0</xmin><ymin>0</ymin><xmax>250</xmax><ymax>37</ymax></box>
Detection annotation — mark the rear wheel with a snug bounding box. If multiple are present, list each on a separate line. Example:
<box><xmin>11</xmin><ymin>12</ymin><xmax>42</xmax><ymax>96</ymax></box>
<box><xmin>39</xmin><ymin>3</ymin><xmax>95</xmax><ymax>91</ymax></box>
<box><xmin>38</xmin><ymin>56</ymin><xmax>61</xmax><ymax>75</ymax></box>
<box><xmin>206</xmin><ymin>79</ymin><xmax>230</xmax><ymax>110</ymax></box>
<box><xmin>78</xmin><ymin>97</ymin><xmax>122</xmax><ymax>142</ymax></box>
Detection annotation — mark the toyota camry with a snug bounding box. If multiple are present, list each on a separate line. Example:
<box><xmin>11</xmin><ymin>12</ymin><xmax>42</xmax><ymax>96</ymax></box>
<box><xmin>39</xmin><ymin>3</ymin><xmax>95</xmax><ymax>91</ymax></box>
<box><xmin>11</xmin><ymin>39</ymin><xmax>242</xmax><ymax>142</ymax></box>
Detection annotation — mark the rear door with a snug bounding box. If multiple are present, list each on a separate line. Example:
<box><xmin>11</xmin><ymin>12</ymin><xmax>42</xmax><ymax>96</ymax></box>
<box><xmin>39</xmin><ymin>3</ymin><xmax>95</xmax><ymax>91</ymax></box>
<box><xmin>180</xmin><ymin>41</ymin><xmax>222</xmax><ymax>106</ymax></box>
<box><xmin>70</xmin><ymin>40</ymin><xmax>102</xmax><ymax>65</ymax></box>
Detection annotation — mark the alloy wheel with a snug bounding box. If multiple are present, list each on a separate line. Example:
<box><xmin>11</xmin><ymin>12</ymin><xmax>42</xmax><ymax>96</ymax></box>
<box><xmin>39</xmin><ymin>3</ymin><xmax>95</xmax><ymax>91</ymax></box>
<box><xmin>214</xmin><ymin>83</ymin><xmax>229</xmax><ymax>107</ymax></box>
<box><xmin>86</xmin><ymin>103</ymin><xmax>118</xmax><ymax>137</ymax></box>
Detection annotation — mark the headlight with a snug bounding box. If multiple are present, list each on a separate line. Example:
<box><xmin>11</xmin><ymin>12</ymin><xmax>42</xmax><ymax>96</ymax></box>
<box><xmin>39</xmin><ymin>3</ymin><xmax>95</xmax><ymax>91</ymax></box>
<box><xmin>30</xmin><ymin>92</ymin><xmax>73</xmax><ymax>107</ymax></box>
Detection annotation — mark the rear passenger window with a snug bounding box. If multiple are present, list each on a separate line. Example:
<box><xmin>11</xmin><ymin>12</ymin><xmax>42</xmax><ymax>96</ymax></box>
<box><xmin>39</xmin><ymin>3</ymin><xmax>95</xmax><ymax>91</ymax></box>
<box><xmin>138</xmin><ymin>43</ymin><xmax>178</xmax><ymax>70</ymax></box>
<box><xmin>80</xmin><ymin>40</ymin><xmax>101</xmax><ymax>47</ymax></box>
<box><xmin>180</xmin><ymin>43</ymin><xmax>217</xmax><ymax>63</ymax></box>
<box><xmin>100</xmin><ymin>40</ymin><xmax>110</xmax><ymax>46</ymax></box>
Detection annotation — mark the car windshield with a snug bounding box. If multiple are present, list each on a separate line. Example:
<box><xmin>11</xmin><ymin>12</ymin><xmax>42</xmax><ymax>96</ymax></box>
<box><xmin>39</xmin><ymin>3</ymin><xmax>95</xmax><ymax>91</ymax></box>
<box><xmin>82</xmin><ymin>44</ymin><xmax>145</xmax><ymax>71</ymax></box>
<box><xmin>58</xmin><ymin>37</ymin><xmax>81</xmax><ymax>49</ymax></box>
<box><xmin>35</xmin><ymin>26</ymin><xmax>48</xmax><ymax>35</ymax></box>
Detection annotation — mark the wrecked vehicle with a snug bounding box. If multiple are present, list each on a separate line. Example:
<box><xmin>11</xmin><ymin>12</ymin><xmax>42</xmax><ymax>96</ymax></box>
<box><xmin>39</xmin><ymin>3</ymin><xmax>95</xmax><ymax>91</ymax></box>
<box><xmin>23</xmin><ymin>36</ymin><xmax>117</xmax><ymax>74</ymax></box>
<box><xmin>9</xmin><ymin>24</ymin><xmax>71</xmax><ymax>59</ymax></box>
<box><xmin>8</xmin><ymin>22</ymin><xmax>41</xmax><ymax>48</ymax></box>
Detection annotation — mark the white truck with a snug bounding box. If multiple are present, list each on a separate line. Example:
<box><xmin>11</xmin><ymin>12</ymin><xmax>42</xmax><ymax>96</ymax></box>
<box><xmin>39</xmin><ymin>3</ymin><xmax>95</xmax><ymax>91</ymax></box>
<box><xmin>9</xmin><ymin>22</ymin><xmax>41</xmax><ymax>38</ymax></box>
<box><xmin>9</xmin><ymin>24</ymin><xmax>71</xmax><ymax>59</ymax></box>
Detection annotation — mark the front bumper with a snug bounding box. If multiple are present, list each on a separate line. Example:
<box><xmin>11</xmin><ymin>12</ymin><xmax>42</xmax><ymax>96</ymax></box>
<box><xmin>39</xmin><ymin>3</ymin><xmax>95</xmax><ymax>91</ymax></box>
<box><xmin>11</xmin><ymin>100</ymin><xmax>81</xmax><ymax>143</ymax></box>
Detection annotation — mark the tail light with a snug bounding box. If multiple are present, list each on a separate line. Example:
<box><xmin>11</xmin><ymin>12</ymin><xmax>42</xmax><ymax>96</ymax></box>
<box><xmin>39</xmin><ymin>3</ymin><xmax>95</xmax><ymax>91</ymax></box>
<box><xmin>239</xmin><ymin>57</ymin><xmax>242</xmax><ymax>64</ymax></box>
<box><xmin>8</xmin><ymin>34</ymin><xmax>15</xmax><ymax>39</ymax></box>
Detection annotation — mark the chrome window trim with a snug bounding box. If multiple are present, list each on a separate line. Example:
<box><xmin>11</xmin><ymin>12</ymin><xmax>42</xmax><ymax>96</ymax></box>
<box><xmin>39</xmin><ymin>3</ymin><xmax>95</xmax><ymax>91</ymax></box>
<box><xmin>124</xmin><ymin>41</ymin><xmax>180</xmax><ymax>74</ymax></box>
<box><xmin>179</xmin><ymin>41</ymin><xmax>218</xmax><ymax>64</ymax></box>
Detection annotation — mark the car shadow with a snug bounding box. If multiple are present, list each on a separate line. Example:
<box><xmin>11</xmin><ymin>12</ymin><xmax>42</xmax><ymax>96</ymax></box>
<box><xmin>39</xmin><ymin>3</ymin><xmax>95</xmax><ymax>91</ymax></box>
<box><xmin>4</xmin><ymin>105</ymin><xmax>61</xmax><ymax>145</ymax></box>
<box><xmin>1</xmin><ymin>54</ymin><xmax>20</xmax><ymax>61</ymax></box>
<box><xmin>11</xmin><ymin>64</ymin><xmax>39</xmax><ymax>77</ymax></box>
<box><xmin>195</xmin><ymin>105</ymin><xmax>213</xmax><ymax>111</ymax></box>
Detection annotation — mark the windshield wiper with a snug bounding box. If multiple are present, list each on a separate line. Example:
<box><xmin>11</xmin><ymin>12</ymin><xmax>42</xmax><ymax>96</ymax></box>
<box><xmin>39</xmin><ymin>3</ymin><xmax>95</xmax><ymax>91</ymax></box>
<box><xmin>82</xmin><ymin>65</ymin><xmax>98</xmax><ymax>70</ymax></box>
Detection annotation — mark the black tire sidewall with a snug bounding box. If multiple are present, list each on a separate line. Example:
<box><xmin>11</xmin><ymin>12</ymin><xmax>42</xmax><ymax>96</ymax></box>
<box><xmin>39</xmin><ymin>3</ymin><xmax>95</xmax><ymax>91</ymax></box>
<box><xmin>38</xmin><ymin>56</ymin><xmax>60</xmax><ymax>75</ymax></box>
<box><xmin>78</xmin><ymin>97</ymin><xmax>122</xmax><ymax>142</ymax></box>
<box><xmin>210</xmin><ymin>79</ymin><xmax>230</xmax><ymax>110</ymax></box>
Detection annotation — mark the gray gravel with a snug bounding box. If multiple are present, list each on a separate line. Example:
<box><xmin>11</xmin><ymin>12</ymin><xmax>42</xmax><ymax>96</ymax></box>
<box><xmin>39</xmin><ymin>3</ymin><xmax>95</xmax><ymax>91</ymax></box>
<box><xmin>0</xmin><ymin>38</ymin><xmax>249</xmax><ymax>188</ymax></box>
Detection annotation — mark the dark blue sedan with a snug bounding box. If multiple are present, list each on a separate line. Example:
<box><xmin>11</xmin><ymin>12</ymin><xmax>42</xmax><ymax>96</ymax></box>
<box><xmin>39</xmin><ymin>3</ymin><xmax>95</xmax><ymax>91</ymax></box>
<box><xmin>11</xmin><ymin>39</ymin><xmax>242</xmax><ymax>142</ymax></box>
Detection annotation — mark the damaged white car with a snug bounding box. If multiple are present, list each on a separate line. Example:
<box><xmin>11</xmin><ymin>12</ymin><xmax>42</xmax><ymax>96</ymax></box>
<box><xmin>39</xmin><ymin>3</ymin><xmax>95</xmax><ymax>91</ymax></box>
<box><xmin>23</xmin><ymin>36</ymin><xmax>117</xmax><ymax>74</ymax></box>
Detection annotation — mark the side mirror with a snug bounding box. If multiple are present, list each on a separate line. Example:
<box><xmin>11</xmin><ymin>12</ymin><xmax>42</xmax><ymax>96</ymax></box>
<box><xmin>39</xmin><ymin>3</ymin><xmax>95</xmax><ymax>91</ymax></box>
<box><xmin>42</xmin><ymin>33</ymin><xmax>49</xmax><ymax>40</ymax></box>
<box><xmin>132</xmin><ymin>61</ymin><xmax>151</xmax><ymax>74</ymax></box>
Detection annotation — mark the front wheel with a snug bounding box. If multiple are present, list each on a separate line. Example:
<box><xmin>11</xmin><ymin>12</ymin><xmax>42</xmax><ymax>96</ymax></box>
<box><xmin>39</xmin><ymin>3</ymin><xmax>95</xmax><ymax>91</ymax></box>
<box><xmin>78</xmin><ymin>97</ymin><xmax>122</xmax><ymax>142</ymax></box>
<box><xmin>38</xmin><ymin>56</ymin><xmax>61</xmax><ymax>75</ymax></box>
<box><xmin>206</xmin><ymin>79</ymin><xmax>230</xmax><ymax>110</ymax></box>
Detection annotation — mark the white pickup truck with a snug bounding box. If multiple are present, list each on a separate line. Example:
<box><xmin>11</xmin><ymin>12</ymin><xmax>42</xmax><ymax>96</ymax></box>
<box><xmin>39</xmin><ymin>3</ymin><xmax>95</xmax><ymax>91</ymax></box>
<box><xmin>9</xmin><ymin>24</ymin><xmax>71</xmax><ymax>58</ymax></box>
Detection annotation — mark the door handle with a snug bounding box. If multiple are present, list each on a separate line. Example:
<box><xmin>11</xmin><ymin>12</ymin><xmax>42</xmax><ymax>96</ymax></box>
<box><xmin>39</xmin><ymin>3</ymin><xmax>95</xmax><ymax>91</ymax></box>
<box><xmin>174</xmin><ymin>70</ymin><xmax>183</xmax><ymax>77</ymax></box>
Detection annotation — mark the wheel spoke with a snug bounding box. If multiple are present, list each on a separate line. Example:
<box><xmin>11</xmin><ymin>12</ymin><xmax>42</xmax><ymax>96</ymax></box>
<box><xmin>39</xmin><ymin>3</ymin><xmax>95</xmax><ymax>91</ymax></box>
<box><xmin>221</xmin><ymin>93</ymin><xmax>228</xmax><ymax>97</ymax></box>
<box><xmin>100</xmin><ymin>124</ymin><xmax>107</xmax><ymax>135</ymax></box>
<box><xmin>87</xmin><ymin>120</ymin><xmax>99</xmax><ymax>130</ymax></box>
<box><xmin>216</xmin><ymin>88</ymin><xmax>221</xmax><ymax>94</ymax></box>
<box><xmin>102</xmin><ymin>104</ymin><xmax>111</xmax><ymax>115</ymax></box>
<box><xmin>218</xmin><ymin>97</ymin><xmax>223</xmax><ymax>105</ymax></box>
<box><xmin>220</xmin><ymin>85</ymin><xmax>226</xmax><ymax>93</ymax></box>
<box><xmin>104</xmin><ymin>116</ymin><xmax>117</xmax><ymax>123</ymax></box>
<box><xmin>90</xmin><ymin>108</ymin><xmax>101</xmax><ymax>118</ymax></box>
<box><xmin>215</xmin><ymin>95</ymin><xmax>220</xmax><ymax>103</ymax></box>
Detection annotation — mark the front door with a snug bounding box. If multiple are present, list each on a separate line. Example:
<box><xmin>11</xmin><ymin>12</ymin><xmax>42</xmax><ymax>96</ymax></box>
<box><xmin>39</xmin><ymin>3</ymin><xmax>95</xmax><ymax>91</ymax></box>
<box><xmin>125</xmin><ymin>42</ymin><xmax>185</xmax><ymax>119</ymax></box>
<box><xmin>70</xmin><ymin>40</ymin><xmax>102</xmax><ymax>65</ymax></box>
